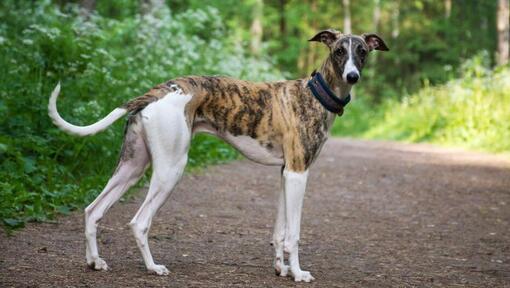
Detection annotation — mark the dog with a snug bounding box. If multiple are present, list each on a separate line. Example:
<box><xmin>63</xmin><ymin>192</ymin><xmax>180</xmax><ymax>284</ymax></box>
<box><xmin>48</xmin><ymin>29</ymin><xmax>388</xmax><ymax>282</ymax></box>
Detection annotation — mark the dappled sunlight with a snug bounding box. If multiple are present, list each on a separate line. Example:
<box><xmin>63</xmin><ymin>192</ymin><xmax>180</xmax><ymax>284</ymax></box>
<box><xmin>333</xmin><ymin>53</ymin><xmax>510</xmax><ymax>153</ymax></box>
<box><xmin>324</xmin><ymin>138</ymin><xmax>510</xmax><ymax>169</ymax></box>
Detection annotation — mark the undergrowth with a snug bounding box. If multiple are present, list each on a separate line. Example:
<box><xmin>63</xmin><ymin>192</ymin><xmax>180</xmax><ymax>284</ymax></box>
<box><xmin>0</xmin><ymin>1</ymin><xmax>282</xmax><ymax>229</ymax></box>
<box><xmin>1</xmin><ymin>1</ymin><xmax>507</xmax><ymax>231</ymax></box>
<box><xmin>333</xmin><ymin>52</ymin><xmax>510</xmax><ymax>153</ymax></box>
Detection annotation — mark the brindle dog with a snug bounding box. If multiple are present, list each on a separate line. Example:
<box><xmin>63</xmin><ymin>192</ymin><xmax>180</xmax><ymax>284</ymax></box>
<box><xmin>48</xmin><ymin>29</ymin><xmax>388</xmax><ymax>282</ymax></box>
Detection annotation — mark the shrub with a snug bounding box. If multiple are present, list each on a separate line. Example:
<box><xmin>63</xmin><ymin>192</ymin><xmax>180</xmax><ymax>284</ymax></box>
<box><xmin>0</xmin><ymin>1</ymin><xmax>282</xmax><ymax>229</ymax></box>
<box><xmin>333</xmin><ymin>52</ymin><xmax>510</xmax><ymax>153</ymax></box>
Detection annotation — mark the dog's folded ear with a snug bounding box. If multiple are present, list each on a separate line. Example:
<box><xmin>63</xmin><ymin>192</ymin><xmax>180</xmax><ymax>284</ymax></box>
<box><xmin>362</xmin><ymin>33</ymin><xmax>389</xmax><ymax>51</ymax></box>
<box><xmin>309</xmin><ymin>29</ymin><xmax>341</xmax><ymax>48</ymax></box>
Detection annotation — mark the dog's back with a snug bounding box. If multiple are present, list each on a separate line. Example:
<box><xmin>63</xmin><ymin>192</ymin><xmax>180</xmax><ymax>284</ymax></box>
<box><xmin>122</xmin><ymin>76</ymin><xmax>332</xmax><ymax>168</ymax></box>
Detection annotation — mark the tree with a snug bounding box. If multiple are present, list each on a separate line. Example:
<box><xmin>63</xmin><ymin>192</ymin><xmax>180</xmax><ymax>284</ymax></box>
<box><xmin>373</xmin><ymin>0</ymin><xmax>381</xmax><ymax>33</ymax></box>
<box><xmin>497</xmin><ymin>0</ymin><xmax>509</xmax><ymax>65</ymax></box>
<box><xmin>343</xmin><ymin>0</ymin><xmax>351</xmax><ymax>34</ymax></box>
<box><xmin>391</xmin><ymin>0</ymin><xmax>400</xmax><ymax>39</ymax></box>
<box><xmin>445</xmin><ymin>0</ymin><xmax>451</xmax><ymax>19</ymax></box>
<box><xmin>80</xmin><ymin>0</ymin><xmax>95</xmax><ymax>11</ymax></box>
<box><xmin>80</xmin><ymin>0</ymin><xmax>95</xmax><ymax>17</ymax></box>
<box><xmin>250</xmin><ymin>0</ymin><xmax>264</xmax><ymax>56</ymax></box>
<box><xmin>279</xmin><ymin>0</ymin><xmax>286</xmax><ymax>48</ymax></box>
<box><xmin>140</xmin><ymin>0</ymin><xmax>165</xmax><ymax>15</ymax></box>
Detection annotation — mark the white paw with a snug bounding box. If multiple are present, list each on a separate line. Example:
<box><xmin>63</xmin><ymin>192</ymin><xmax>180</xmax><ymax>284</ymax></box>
<box><xmin>275</xmin><ymin>264</ymin><xmax>290</xmax><ymax>277</ymax></box>
<box><xmin>148</xmin><ymin>264</ymin><xmax>169</xmax><ymax>276</ymax></box>
<box><xmin>88</xmin><ymin>258</ymin><xmax>109</xmax><ymax>271</ymax></box>
<box><xmin>292</xmin><ymin>270</ymin><xmax>314</xmax><ymax>282</ymax></box>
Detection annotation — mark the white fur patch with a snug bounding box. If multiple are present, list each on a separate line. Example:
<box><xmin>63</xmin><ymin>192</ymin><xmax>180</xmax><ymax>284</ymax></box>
<box><xmin>141</xmin><ymin>89</ymin><xmax>192</xmax><ymax>165</ymax></box>
<box><xmin>282</xmin><ymin>169</ymin><xmax>314</xmax><ymax>282</ymax></box>
<box><xmin>342</xmin><ymin>38</ymin><xmax>360</xmax><ymax>82</ymax></box>
<box><xmin>129</xmin><ymin>87</ymin><xmax>192</xmax><ymax>274</ymax></box>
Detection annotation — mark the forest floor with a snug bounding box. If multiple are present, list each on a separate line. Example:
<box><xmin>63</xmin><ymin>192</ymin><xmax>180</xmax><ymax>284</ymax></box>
<box><xmin>1</xmin><ymin>139</ymin><xmax>510</xmax><ymax>287</ymax></box>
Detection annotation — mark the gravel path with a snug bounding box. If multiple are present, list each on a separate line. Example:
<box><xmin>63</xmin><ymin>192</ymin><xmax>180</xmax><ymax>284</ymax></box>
<box><xmin>1</xmin><ymin>139</ymin><xmax>509</xmax><ymax>287</ymax></box>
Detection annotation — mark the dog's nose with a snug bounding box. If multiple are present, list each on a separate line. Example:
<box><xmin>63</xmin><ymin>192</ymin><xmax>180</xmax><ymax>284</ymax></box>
<box><xmin>346</xmin><ymin>72</ymin><xmax>359</xmax><ymax>84</ymax></box>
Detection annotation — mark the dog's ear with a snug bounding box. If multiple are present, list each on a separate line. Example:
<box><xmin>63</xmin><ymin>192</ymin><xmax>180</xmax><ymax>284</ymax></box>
<box><xmin>309</xmin><ymin>29</ymin><xmax>341</xmax><ymax>48</ymax></box>
<box><xmin>362</xmin><ymin>33</ymin><xmax>389</xmax><ymax>51</ymax></box>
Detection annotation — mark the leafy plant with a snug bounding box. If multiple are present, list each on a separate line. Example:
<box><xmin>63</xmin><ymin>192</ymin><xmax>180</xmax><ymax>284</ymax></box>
<box><xmin>333</xmin><ymin>52</ymin><xmax>510</xmax><ymax>153</ymax></box>
<box><xmin>0</xmin><ymin>1</ymin><xmax>281</xmax><ymax>230</ymax></box>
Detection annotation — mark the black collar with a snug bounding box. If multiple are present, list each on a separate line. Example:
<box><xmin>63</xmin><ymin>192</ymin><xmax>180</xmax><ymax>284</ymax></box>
<box><xmin>307</xmin><ymin>71</ymin><xmax>351</xmax><ymax>114</ymax></box>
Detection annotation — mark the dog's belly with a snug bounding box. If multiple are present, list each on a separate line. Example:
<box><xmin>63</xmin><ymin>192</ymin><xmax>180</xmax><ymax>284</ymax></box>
<box><xmin>192</xmin><ymin>120</ymin><xmax>284</xmax><ymax>166</ymax></box>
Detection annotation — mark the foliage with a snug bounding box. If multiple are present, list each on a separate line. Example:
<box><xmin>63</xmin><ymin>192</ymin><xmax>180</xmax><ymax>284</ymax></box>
<box><xmin>333</xmin><ymin>52</ymin><xmax>510</xmax><ymax>153</ymax></box>
<box><xmin>0</xmin><ymin>0</ymin><xmax>508</xmax><ymax>231</ymax></box>
<box><xmin>0</xmin><ymin>0</ymin><xmax>282</xmax><ymax>229</ymax></box>
<box><xmin>178</xmin><ymin>0</ymin><xmax>498</xmax><ymax>99</ymax></box>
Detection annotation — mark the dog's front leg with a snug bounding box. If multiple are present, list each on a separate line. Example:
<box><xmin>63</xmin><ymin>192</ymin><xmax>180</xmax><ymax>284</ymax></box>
<box><xmin>273</xmin><ymin>174</ymin><xmax>289</xmax><ymax>277</ymax></box>
<box><xmin>283</xmin><ymin>169</ymin><xmax>314</xmax><ymax>282</ymax></box>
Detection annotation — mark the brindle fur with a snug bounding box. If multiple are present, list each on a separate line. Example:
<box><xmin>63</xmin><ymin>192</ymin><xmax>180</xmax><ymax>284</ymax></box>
<box><xmin>121</xmin><ymin>33</ymin><xmax>386</xmax><ymax>172</ymax></box>
<box><xmin>122</xmin><ymin>76</ymin><xmax>334</xmax><ymax>172</ymax></box>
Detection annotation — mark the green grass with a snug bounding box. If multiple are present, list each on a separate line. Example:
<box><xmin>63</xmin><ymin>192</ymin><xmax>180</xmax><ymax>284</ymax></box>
<box><xmin>333</xmin><ymin>53</ymin><xmax>510</xmax><ymax>153</ymax></box>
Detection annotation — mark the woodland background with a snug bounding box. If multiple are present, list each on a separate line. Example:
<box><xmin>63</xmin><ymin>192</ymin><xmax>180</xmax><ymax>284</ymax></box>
<box><xmin>0</xmin><ymin>0</ymin><xmax>509</xmax><ymax>229</ymax></box>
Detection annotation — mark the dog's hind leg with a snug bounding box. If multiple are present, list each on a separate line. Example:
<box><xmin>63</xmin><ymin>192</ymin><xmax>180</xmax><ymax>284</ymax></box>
<box><xmin>129</xmin><ymin>91</ymin><xmax>192</xmax><ymax>275</ymax></box>
<box><xmin>129</xmin><ymin>155</ymin><xmax>187</xmax><ymax>275</ymax></box>
<box><xmin>84</xmin><ymin>121</ymin><xmax>149</xmax><ymax>271</ymax></box>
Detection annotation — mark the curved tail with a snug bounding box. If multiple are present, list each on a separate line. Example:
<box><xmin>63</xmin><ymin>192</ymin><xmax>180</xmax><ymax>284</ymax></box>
<box><xmin>48</xmin><ymin>83</ymin><xmax>128</xmax><ymax>136</ymax></box>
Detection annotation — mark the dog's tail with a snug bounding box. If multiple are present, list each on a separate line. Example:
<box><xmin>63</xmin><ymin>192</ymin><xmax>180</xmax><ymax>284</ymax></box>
<box><xmin>48</xmin><ymin>83</ymin><xmax>128</xmax><ymax>136</ymax></box>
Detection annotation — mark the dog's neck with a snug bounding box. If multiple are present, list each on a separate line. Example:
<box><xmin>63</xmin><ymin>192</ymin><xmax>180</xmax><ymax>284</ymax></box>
<box><xmin>316</xmin><ymin>56</ymin><xmax>352</xmax><ymax>100</ymax></box>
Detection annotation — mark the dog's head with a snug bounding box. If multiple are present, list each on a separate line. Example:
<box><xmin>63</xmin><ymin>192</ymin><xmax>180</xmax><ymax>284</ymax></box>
<box><xmin>309</xmin><ymin>29</ymin><xmax>389</xmax><ymax>85</ymax></box>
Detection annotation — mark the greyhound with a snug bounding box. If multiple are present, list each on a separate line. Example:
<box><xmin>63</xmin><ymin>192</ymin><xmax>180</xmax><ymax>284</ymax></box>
<box><xmin>48</xmin><ymin>29</ymin><xmax>388</xmax><ymax>282</ymax></box>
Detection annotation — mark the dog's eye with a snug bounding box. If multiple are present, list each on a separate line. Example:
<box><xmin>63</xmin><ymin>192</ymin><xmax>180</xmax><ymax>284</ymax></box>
<box><xmin>335</xmin><ymin>48</ymin><xmax>345</xmax><ymax>56</ymax></box>
<box><xmin>359</xmin><ymin>48</ymin><xmax>367</xmax><ymax>57</ymax></box>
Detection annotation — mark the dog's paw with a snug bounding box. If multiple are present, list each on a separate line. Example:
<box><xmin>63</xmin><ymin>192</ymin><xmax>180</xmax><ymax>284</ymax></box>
<box><xmin>275</xmin><ymin>264</ymin><xmax>290</xmax><ymax>277</ymax></box>
<box><xmin>148</xmin><ymin>264</ymin><xmax>169</xmax><ymax>276</ymax></box>
<box><xmin>292</xmin><ymin>270</ymin><xmax>314</xmax><ymax>282</ymax></box>
<box><xmin>87</xmin><ymin>258</ymin><xmax>109</xmax><ymax>271</ymax></box>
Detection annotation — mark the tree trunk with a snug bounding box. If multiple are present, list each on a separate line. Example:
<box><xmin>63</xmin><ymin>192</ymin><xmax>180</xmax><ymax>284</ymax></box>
<box><xmin>80</xmin><ymin>0</ymin><xmax>96</xmax><ymax>18</ymax></box>
<box><xmin>250</xmin><ymin>0</ymin><xmax>264</xmax><ymax>56</ymax></box>
<box><xmin>297</xmin><ymin>0</ymin><xmax>309</xmax><ymax>73</ymax></box>
<box><xmin>279</xmin><ymin>0</ymin><xmax>287</xmax><ymax>46</ymax></box>
<box><xmin>371</xmin><ymin>0</ymin><xmax>381</xmax><ymax>63</ymax></box>
<box><xmin>445</xmin><ymin>0</ymin><xmax>452</xmax><ymax>19</ymax></box>
<box><xmin>497</xmin><ymin>0</ymin><xmax>509</xmax><ymax>65</ymax></box>
<box><xmin>305</xmin><ymin>0</ymin><xmax>318</xmax><ymax>73</ymax></box>
<box><xmin>343</xmin><ymin>0</ymin><xmax>351</xmax><ymax>34</ymax></box>
<box><xmin>373</xmin><ymin>0</ymin><xmax>381</xmax><ymax>33</ymax></box>
<box><xmin>392</xmin><ymin>0</ymin><xmax>400</xmax><ymax>39</ymax></box>
<box><xmin>140</xmin><ymin>0</ymin><xmax>165</xmax><ymax>15</ymax></box>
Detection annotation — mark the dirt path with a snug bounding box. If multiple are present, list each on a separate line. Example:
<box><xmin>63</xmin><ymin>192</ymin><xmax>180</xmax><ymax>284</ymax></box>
<box><xmin>1</xmin><ymin>139</ymin><xmax>510</xmax><ymax>287</ymax></box>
